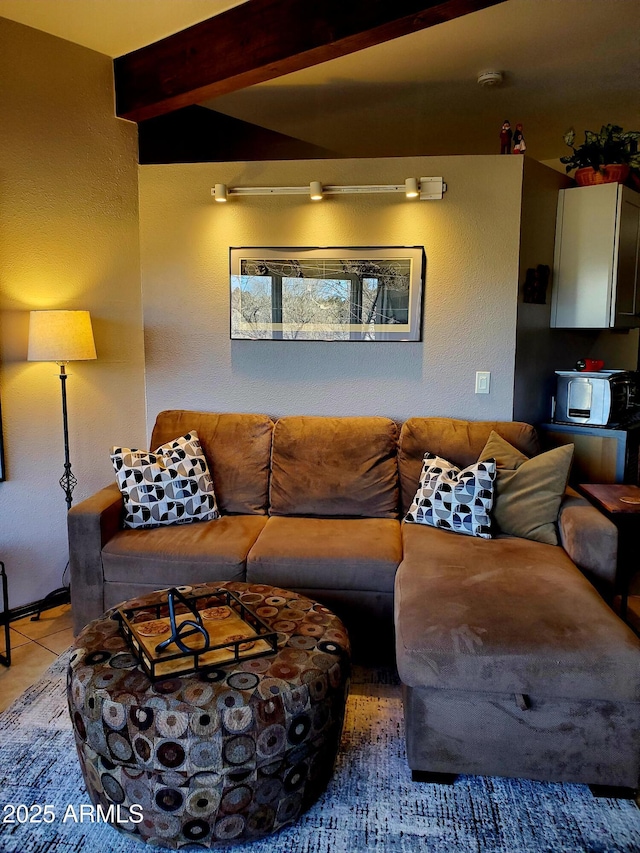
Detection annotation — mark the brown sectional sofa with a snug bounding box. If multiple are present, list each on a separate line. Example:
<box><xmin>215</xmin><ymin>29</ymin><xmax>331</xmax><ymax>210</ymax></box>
<box><xmin>68</xmin><ymin>409</ymin><xmax>640</xmax><ymax>790</ymax></box>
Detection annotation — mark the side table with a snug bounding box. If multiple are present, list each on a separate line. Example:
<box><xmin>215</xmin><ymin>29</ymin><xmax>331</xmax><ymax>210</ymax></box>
<box><xmin>579</xmin><ymin>484</ymin><xmax>640</xmax><ymax>621</ymax></box>
<box><xmin>0</xmin><ymin>561</ymin><xmax>10</xmax><ymax>667</ymax></box>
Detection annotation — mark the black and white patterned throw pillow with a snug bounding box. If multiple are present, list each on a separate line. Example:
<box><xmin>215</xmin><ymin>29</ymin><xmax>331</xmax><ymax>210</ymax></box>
<box><xmin>405</xmin><ymin>453</ymin><xmax>496</xmax><ymax>539</ymax></box>
<box><xmin>111</xmin><ymin>431</ymin><xmax>219</xmax><ymax>529</ymax></box>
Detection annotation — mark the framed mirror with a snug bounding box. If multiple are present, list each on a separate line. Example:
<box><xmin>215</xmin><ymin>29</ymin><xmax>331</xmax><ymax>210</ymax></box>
<box><xmin>230</xmin><ymin>246</ymin><xmax>425</xmax><ymax>341</ymax></box>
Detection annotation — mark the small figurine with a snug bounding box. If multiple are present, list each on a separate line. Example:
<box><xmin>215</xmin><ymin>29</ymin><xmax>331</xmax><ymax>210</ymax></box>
<box><xmin>513</xmin><ymin>123</ymin><xmax>526</xmax><ymax>154</ymax></box>
<box><xmin>500</xmin><ymin>120</ymin><xmax>512</xmax><ymax>154</ymax></box>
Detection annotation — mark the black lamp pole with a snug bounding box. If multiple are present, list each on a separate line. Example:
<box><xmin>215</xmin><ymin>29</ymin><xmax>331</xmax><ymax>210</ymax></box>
<box><xmin>58</xmin><ymin>364</ymin><xmax>77</xmax><ymax>510</ymax></box>
<box><xmin>32</xmin><ymin>364</ymin><xmax>76</xmax><ymax>620</ymax></box>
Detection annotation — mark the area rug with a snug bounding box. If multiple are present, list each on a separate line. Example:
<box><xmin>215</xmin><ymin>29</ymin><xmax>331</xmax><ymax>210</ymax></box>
<box><xmin>0</xmin><ymin>653</ymin><xmax>639</xmax><ymax>853</ymax></box>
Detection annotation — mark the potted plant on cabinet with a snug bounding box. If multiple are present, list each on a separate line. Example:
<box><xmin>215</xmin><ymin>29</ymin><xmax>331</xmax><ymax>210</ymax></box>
<box><xmin>560</xmin><ymin>124</ymin><xmax>640</xmax><ymax>186</ymax></box>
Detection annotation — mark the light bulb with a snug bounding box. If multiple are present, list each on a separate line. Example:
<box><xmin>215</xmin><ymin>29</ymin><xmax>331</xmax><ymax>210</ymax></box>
<box><xmin>405</xmin><ymin>178</ymin><xmax>419</xmax><ymax>198</ymax></box>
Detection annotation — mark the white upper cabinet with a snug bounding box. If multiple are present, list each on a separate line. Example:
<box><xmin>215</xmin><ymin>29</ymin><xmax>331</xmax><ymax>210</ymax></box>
<box><xmin>551</xmin><ymin>183</ymin><xmax>640</xmax><ymax>328</ymax></box>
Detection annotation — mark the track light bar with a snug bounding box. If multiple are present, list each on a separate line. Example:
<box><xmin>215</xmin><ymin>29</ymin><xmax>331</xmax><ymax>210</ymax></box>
<box><xmin>211</xmin><ymin>177</ymin><xmax>446</xmax><ymax>202</ymax></box>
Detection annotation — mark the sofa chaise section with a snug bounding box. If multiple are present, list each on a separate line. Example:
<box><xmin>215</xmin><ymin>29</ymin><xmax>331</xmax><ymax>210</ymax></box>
<box><xmin>394</xmin><ymin>417</ymin><xmax>640</xmax><ymax>788</ymax></box>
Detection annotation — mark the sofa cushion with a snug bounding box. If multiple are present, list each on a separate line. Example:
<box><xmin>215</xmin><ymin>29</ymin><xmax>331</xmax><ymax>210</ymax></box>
<box><xmin>269</xmin><ymin>416</ymin><xmax>399</xmax><ymax>518</ymax></box>
<box><xmin>395</xmin><ymin>522</ymin><xmax>640</xmax><ymax>702</ymax></box>
<box><xmin>150</xmin><ymin>411</ymin><xmax>274</xmax><ymax>515</ymax></box>
<box><xmin>111</xmin><ymin>432</ymin><xmax>219</xmax><ymax>529</ymax></box>
<box><xmin>478</xmin><ymin>431</ymin><xmax>574</xmax><ymax>545</ymax></box>
<box><xmin>247</xmin><ymin>516</ymin><xmax>402</xmax><ymax>592</ymax></box>
<box><xmin>398</xmin><ymin>418</ymin><xmax>539</xmax><ymax>515</ymax></box>
<box><xmin>102</xmin><ymin>515</ymin><xmax>267</xmax><ymax>587</ymax></box>
<box><xmin>405</xmin><ymin>454</ymin><xmax>496</xmax><ymax>539</ymax></box>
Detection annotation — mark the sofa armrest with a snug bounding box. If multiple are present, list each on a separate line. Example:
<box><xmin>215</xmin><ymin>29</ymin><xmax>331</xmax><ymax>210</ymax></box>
<box><xmin>558</xmin><ymin>487</ymin><xmax>617</xmax><ymax>587</ymax></box>
<box><xmin>68</xmin><ymin>483</ymin><xmax>123</xmax><ymax>635</ymax></box>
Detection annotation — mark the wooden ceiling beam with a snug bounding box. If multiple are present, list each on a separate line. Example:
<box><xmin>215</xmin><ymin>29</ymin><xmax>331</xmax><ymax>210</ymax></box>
<box><xmin>115</xmin><ymin>0</ymin><xmax>506</xmax><ymax>122</ymax></box>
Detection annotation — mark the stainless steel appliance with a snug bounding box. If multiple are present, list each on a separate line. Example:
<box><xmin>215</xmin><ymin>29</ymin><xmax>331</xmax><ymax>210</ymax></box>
<box><xmin>554</xmin><ymin>370</ymin><xmax>640</xmax><ymax>426</ymax></box>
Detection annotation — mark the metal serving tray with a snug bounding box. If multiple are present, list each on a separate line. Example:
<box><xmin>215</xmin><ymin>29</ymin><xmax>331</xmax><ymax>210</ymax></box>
<box><xmin>118</xmin><ymin>587</ymin><xmax>278</xmax><ymax>680</ymax></box>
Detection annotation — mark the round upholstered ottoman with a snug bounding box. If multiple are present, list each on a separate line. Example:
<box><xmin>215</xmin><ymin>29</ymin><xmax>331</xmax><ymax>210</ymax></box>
<box><xmin>67</xmin><ymin>582</ymin><xmax>350</xmax><ymax>848</ymax></box>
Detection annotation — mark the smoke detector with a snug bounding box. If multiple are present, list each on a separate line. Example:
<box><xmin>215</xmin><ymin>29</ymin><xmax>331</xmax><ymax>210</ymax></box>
<box><xmin>477</xmin><ymin>70</ymin><xmax>504</xmax><ymax>88</ymax></box>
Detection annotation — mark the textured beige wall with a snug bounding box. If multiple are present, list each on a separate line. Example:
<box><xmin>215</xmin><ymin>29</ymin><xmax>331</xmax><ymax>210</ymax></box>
<box><xmin>0</xmin><ymin>18</ymin><xmax>146</xmax><ymax>609</ymax></box>
<box><xmin>139</xmin><ymin>155</ymin><xmax>524</xmax><ymax>432</ymax></box>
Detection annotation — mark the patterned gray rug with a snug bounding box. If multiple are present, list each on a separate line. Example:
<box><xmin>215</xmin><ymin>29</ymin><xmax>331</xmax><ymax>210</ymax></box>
<box><xmin>0</xmin><ymin>652</ymin><xmax>639</xmax><ymax>852</ymax></box>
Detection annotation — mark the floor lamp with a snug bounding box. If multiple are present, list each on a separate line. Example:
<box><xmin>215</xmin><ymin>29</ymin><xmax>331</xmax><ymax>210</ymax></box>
<box><xmin>27</xmin><ymin>310</ymin><xmax>97</xmax><ymax>614</ymax></box>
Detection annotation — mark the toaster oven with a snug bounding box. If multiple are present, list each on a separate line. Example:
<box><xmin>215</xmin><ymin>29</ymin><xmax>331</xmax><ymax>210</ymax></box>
<box><xmin>554</xmin><ymin>370</ymin><xmax>640</xmax><ymax>426</ymax></box>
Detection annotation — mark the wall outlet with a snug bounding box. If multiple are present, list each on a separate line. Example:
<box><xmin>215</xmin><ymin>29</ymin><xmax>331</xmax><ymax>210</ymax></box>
<box><xmin>475</xmin><ymin>371</ymin><xmax>491</xmax><ymax>394</ymax></box>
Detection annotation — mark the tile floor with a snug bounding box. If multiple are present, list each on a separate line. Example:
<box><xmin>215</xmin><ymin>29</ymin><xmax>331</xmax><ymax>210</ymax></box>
<box><xmin>0</xmin><ymin>603</ymin><xmax>74</xmax><ymax>713</ymax></box>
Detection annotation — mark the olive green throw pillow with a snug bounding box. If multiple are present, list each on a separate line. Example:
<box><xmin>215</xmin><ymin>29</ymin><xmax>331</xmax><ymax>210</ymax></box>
<box><xmin>478</xmin><ymin>431</ymin><xmax>574</xmax><ymax>545</ymax></box>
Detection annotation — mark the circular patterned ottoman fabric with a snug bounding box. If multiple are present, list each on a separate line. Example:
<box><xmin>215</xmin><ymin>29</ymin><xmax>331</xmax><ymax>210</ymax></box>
<box><xmin>67</xmin><ymin>582</ymin><xmax>350</xmax><ymax>849</ymax></box>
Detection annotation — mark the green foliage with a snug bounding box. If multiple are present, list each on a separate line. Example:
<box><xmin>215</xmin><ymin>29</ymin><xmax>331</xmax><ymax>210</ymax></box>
<box><xmin>560</xmin><ymin>124</ymin><xmax>640</xmax><ymax>173</ymax></box>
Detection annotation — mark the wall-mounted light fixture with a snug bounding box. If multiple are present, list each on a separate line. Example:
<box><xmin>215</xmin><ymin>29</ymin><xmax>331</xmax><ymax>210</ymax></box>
<box><xmin>309</xmin><ymin>181</ymin><xmax>324</xmax><ymax>201</ymax></box>
<box><xmin>214</xmin><ymin>183</ymin><xmax>228</xmax><ymax>203</ymax></box>
<box><xmin>211</xmin><ymin>177</ymin><xmax>446</xmax><ymax>203</ymax></box>
<box><xmin>405</xmin><ymin>178</ymin><xmax>419</xmax><ymax>198</ymax></box>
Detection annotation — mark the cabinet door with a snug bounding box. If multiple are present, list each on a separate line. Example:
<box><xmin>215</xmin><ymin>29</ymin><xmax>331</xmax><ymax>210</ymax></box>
<box><xmin>551</xmin><ymin>183</ymin><xmax>640</xmax><ymax>329</ymax></box>
<box><xmin>613</xmin><ymin>187</ymin><xmax>640</xmax><ymax>326</ymax></box>
<box><xmin>551</xmin><ymin>183</ymin><xmax>618</xmax><ymax>328</ymax></box>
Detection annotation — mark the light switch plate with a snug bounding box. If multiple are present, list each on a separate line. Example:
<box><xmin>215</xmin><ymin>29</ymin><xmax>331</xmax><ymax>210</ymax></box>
<box><xmin>475</xmin><ymin>371</ymin><xmax>491</xmax><ymax>394</ymax></box>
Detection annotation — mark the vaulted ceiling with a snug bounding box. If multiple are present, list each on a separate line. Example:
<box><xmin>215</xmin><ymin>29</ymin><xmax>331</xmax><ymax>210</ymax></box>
<box><xmin>1</xmin><ymin>0</ymin><xmax>638</xmax><ymax>164</ymax></box>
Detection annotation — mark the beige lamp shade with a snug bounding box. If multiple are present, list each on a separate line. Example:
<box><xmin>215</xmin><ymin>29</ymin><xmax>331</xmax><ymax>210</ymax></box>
<box><xmin>28</xmin><ymin>310</ymin><xmax>97</xmax><ymax>362</ymax></box>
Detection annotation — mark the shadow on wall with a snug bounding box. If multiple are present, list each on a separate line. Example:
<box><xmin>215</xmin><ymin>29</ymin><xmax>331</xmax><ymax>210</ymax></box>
<box><xmin>230</xmin><ymin>340</ymin><xmax>425</xmax><ymax>382</ymax></box>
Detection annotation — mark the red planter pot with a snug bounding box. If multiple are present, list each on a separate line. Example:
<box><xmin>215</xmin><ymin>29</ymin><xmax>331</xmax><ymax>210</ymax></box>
<box><xmin>574</xmin><ymin>164</ymin><xmax>630</xmax><ymax>186</ymax></box>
